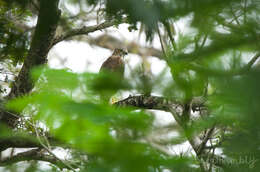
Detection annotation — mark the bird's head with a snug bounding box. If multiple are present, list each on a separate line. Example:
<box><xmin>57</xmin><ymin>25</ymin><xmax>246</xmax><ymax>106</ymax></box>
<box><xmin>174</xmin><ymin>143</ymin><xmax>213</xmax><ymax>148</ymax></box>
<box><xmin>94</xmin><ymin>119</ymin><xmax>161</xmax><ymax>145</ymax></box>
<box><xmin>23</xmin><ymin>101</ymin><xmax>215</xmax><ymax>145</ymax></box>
<box><xmin>112</xmin><ymin>48</ymin><xmax>128</xmax><ymax>57</ymax></box>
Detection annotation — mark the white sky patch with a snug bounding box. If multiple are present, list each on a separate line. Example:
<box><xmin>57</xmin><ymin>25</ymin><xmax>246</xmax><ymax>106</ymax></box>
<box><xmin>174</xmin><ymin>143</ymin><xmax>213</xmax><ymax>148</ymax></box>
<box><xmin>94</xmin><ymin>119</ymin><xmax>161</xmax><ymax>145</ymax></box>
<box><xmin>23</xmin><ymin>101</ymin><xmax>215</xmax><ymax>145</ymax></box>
<box><xmin>149</xmin><ymin>56</ymin><xmax>168</xmax><ymax>75</ymax></box>
<box><xmin>151</xmin><ymin>110</ymin><xmax>175</xmax><ymax>126</ymax></box>
<box><xmin>169</xmin><ymin>141</ymin><xmax>195</xmax><ymax>155</ymax></box>
<box><xmin>49</xmin><ymin>41</ymin><xmax>111</xmax><ymax>73</ymax></box>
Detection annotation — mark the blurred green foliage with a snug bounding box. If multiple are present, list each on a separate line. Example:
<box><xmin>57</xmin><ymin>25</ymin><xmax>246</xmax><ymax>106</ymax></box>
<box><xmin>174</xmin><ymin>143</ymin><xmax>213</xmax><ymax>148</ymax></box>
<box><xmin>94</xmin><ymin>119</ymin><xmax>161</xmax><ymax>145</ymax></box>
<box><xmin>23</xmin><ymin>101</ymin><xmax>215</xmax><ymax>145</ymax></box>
<box><xmin>0</xmin><ymin>0</ymin><xmax>31</xmax><ymax>64</ymax></box>
<box><xmin>2</xmin><ymin>0</ymin><xmax>260</xmax><ymax>171</ymax></box>
<box><xmin>207</xmin><ymin>70</ymin><xmax>260</xmax><ymax>171</ymax></box>
<box><xmin>7</xmin><ymin>67</ymin><xmax>196</xmax><ymax>171</ymax></box>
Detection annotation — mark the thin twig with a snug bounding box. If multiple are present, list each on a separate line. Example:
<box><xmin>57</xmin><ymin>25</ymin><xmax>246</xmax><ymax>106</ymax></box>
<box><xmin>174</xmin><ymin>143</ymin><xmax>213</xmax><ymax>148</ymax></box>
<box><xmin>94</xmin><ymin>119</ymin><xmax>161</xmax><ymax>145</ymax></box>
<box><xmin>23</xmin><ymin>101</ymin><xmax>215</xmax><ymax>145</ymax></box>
<box><xmin>229</xmin><ymin>4</ymin><xmax>241</xmax><ymax>25</ymax></box>
<box><xmin>243</xmin><ymin>52</ymin><xmax>260</xmax><ymax>71</ymax></box>
<box><xmin>32</xmin><ymin>121</ymin><xmax>76</xmax><ymax>171</ymax></box>
<box><xmin>199</xmin><ymin>34</ymin><xmax>208</xmax><ymax>50</ymax></box>
<box><xmin>243</xmin><ymin>0</ymin><xmax>248</xmax><ymax>23</ymax></box>
<box><xmin>157</xmin><ymin>23</ymin><xmax>166</xmax><ymax>57</ymax></box>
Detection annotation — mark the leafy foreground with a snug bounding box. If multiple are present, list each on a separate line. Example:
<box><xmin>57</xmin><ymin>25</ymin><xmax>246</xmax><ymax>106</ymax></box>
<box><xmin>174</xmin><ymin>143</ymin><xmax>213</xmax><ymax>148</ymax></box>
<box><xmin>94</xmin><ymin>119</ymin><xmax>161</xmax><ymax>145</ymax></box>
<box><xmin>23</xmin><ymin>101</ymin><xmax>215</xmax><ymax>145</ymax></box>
<box><xmin>6</xmin><ymin>68</ymin><xmax>196</xmax><ymax>172</ymax></box>
<box><xmin>1</xmin><ymin>0</ymin><xmax>260</xmax><ymax>171</ymax></box>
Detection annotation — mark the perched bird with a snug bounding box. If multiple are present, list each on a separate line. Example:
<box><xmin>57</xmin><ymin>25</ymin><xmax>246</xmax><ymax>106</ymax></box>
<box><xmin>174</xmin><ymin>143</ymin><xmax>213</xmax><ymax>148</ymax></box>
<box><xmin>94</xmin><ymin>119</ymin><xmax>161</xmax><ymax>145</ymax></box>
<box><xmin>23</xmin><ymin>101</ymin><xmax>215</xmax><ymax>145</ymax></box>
<box><xmin>98</xmin><ymin>48</ymin><xmax>127</xmax><ymax>103</ymax></box>
<box><xmin>99</xmin><ymin>48</ymin><xmax>127</xmax><ymax>76</ymax></box>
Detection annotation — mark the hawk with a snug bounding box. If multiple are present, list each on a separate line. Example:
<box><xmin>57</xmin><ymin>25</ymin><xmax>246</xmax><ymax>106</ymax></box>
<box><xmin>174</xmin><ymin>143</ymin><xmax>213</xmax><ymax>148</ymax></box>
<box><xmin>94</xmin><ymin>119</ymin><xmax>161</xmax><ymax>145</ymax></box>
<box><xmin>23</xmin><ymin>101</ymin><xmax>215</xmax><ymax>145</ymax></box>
<box><xmin>99</xmin><ymin>48</ymin><xmax>127</xmax><ymax>103</ymax></box>
<box><xmin>99</xmin><ymin>48</ymin><xmax>127</xmax><ymax>76</ymax></box>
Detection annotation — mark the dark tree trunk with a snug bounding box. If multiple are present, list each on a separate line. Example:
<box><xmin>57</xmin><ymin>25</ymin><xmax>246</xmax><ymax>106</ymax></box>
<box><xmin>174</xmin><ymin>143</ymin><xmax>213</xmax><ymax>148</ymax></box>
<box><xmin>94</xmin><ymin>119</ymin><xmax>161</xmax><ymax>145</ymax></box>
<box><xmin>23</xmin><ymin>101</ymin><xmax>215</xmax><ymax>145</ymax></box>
<box><xmin>0</xmin><ymin>0</ymin><xmax>61</xmax><ymax>128</ymax></box>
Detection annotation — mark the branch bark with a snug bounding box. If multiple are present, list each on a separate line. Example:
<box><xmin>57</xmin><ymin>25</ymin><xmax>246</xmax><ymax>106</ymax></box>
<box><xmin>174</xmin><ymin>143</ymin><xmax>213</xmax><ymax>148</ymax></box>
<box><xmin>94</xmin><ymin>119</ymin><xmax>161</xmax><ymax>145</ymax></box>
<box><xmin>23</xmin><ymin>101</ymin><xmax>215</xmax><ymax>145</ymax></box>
<box><xmin>0</xmin><ymin>136</ymin><xmax>41</xmax><ymax>152</ymax></box>
<box><xmin>86</xmin><ymin>34</ymin><xmax>163</xmax><ymax>58</ymax></box>
<box><xmin>0</xmin><ymin>133</ymin><xmax>63</xmax><ymax>152</ymax></box>
<box><xmin>52</xmin><ymin>18</ymin><xmax>128</xmax><ymax>46</ymax></box>
<box><xmin>114</xmin><ymin>94</ymin><xmax>183</xmax><ymax>111</ymax></box>
<box><xmin>0</xmin><ymin>148</ymin><xmax>77</xmax><ymax>170</ymax></box>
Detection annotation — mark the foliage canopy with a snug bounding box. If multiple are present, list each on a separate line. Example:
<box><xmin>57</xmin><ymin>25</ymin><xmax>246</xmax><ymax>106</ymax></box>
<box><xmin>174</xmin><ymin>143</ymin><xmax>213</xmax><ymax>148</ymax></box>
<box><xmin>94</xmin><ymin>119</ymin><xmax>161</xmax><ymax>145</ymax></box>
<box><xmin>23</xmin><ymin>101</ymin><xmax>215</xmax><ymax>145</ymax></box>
<box><xmin>0</xmin><ymin>0</ymin><xmax>260</xmax><ymax>171</ymax></box>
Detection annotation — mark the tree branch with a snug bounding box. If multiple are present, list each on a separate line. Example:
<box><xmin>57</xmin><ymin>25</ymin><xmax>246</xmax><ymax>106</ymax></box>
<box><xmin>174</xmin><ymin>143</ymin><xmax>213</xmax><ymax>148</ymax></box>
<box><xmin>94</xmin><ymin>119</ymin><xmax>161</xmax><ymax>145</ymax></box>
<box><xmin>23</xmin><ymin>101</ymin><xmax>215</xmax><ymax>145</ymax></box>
<box><xmin>197</xmin><ymin>126</ymin><xmax>215</xmax><ymax>156</ymax></box>
<box><xmin>115</xmin><ymin>94</ymin><xmax>228</xmax><ymax>169</ymax></box>
<box><xmin>85</xmin><ymin>34</ymin><xmax>162</xmax><ymax>58</ymax></box>
<box><xmin>0</xmin><ymin>148</ymin><xmax>77</xmax><ymax>170</ymax></box>
<box><xmin>0</xmin><ymin>136</ymin><xmax>41</xmax><ymax>152</ymax></box>
<box><xmin>52</xmin><ymin>18</ymin><xmax>128</xmax><ymax>46</ymax></box>
<box><xmin>243</xmin><ymin>52</ymin><xmax>260</xmax><ymax>71</ymax></box>
<box><xmin>0</xmin><ymin>132</ymin><xmax>63</xmax><ymax>152</ymax></box>
<box><xmin>114</xmin><ymin>94</ymin><xmax>183</xmax><ymax>112</ymax></box>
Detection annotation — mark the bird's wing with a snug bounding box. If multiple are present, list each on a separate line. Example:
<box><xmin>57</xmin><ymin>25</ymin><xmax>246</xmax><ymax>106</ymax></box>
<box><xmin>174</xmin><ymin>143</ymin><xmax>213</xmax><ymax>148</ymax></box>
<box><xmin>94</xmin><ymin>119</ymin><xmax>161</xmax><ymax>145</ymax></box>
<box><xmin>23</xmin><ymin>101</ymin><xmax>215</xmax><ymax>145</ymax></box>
<box><xmin>99</xmin><ymin>55</ymin><xmax>124</xmax><ymax>74</ymax></box>
<box><xmin>99</xmin><ymin>55</ymin><xmax>125</xmax><ymax>103</ymax></box>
